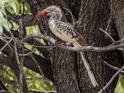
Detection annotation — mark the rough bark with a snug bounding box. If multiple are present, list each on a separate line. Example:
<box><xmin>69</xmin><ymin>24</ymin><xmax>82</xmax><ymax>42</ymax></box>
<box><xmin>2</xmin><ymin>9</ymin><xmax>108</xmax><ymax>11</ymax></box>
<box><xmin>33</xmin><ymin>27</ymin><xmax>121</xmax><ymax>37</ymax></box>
<box><xmin>111</xmin><ymin>0</ymin><xmax>124</xmax><ymax>38</ymax></box>
<box><xmin>52</xmin><ymin>48</ymin><xmax>80</xmax><ymax>93</ymax></box>
<box><xmin>111</xmin><ymin>0</ymin><xmax>124</xmax><ymax>58</ymax></box>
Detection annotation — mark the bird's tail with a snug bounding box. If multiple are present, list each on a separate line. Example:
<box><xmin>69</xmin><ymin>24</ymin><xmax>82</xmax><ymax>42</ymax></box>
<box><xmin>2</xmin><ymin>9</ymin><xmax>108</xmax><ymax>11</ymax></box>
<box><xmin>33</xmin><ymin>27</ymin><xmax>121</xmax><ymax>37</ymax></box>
<box><xmin>80</xmin><ymin>52</ymin><xmax>98</xmax><ymax>87</ymax></box>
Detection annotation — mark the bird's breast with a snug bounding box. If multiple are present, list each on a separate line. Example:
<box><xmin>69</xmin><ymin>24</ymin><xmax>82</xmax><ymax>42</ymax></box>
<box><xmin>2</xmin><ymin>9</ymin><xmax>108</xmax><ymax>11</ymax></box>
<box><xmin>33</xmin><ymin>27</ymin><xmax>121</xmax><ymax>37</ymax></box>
<box><xmin>49</xmin><ymin>20</ymin><xmax>55</xmax><ymax>29</ymax></box>
<box><xmin>48</xmin><ymin>20</ymin><xmax>62</xmax><ymax>35</ymax></box>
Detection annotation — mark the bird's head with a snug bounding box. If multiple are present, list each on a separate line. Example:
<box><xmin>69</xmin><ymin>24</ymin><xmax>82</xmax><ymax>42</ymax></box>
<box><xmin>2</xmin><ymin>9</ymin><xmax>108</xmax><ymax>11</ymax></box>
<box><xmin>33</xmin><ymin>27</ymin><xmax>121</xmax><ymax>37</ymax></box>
<box><xmin>34</xmin><ymin>5</ymin><xmax>62</xmax><ymax>24</ymax></box>
<box><xmin>37</xmin><ymin>5</ymin><xmax>62</xmax><ymax>17</ymax></box>
<box><xmin>46</xmin><ymin>5</ymin><xmax>62</xmax><ymax>16</ymax></box>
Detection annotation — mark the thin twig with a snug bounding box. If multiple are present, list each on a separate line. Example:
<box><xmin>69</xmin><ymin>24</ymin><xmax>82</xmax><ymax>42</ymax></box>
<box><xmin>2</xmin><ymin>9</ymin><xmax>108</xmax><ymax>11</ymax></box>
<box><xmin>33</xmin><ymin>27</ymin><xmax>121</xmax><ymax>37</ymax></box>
<box><xmin>2</xmin><ymin>38</ymin><xmax>13</xmax><ymax>51</ymax></box>
<box><xmin>75</xmin><ymin>0</ymin><xmax>84</xmax><ymax>25</ymax></box>
<box><xmin>18</xmin><ymin>49</ymin><xmax>35</xmax><ymax>57</ymax></box>
<box><xmin>30</xmin><ymin>54</ymin><xmax>45</xmax><ymax>79</ymax></box>
<box><xmin>98</xmin><ymin>28</ymin><xmax>124</xmax><ymax>51</ymax></box>
<box><xmin>103</xmin><ymin>60</ymin><xmax>124</xmax><ymax>74</ymax></box>
<box><xmin>14</xmin><ymin>41</ymin><xmax>23</xmax><ymax>93</ymax></box>
<box><xmin>63</xmin><ymin>7</ymin><xmax>75</xmax><ymax>25</ymax></box>
<box><xmin>99</xmin><ymin>28</ymin><xmax>115</xmax><ymax>42</ymax></box>
<box><xmin>98</xmin><ymin>65</ymin><xmax>124</xmax><ymax>93</ymax></box>
<box><xmin>99</xmin><ymin>28</ymin><xmax>124</xmax><ymax>51</ymax></box>
<box><xmin>0</xmin><ymin>37</ymin><xmax>13</xmax><ymax>52</ymax></box>
<box><xmin>32</xmin><ymin>45</ymin><xmax>55</xmax><ymax>48</ymax></box>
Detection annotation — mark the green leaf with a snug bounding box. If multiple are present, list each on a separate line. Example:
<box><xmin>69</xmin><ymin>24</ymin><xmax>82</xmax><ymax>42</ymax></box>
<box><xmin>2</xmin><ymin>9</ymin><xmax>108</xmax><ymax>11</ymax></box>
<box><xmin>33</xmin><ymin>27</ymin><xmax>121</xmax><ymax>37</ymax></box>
<box><xmin>114</xmin><ymin>75</ymin><xmax>124</xmax><ymax>93</ymax></box>
<box><xmin>13</xmin><ymin>0</ymin><xmax>20</xmax><ymax>14</ymax></box>
<box><xmin>1</xmin><ymin>0</ymin><xmax>20</xmax><ymax>14</ymax></box>
<box><xmin>0</xmin><ymin>1</ymin><xmax>6</xmax><ymax>15</ymax></box>
<box><xmin>0</xmin><ymin>10</ymin><xmax>9</xmax><ymax>32</ymax></box>
<box><xmin>24</xmin><ymin>1</ymin><xmax>31</xmax><ymax>14</ymax></box>
<box><xmin>8</xmin><ymin>0</ymin><xmax>17</xmax><ymax>13</ymax></box>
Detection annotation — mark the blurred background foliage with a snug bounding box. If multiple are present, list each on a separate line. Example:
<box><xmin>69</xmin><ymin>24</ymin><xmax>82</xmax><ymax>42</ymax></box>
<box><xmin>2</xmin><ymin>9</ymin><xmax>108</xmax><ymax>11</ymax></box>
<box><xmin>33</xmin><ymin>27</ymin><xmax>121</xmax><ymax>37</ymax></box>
<box><xmin>0</xmin><ymin>66</ymin><xmax>54</xmax><ymax>93</ymax></box>
<box><xmin>0</xmin><ymin>0</ymin><xmax>54</xmax><ymax>93</ymax></box>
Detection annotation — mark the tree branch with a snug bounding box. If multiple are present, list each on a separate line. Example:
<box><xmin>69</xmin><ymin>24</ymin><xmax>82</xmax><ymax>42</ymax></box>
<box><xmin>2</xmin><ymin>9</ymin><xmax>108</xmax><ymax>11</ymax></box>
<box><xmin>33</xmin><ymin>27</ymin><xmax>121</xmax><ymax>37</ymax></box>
<box><xmin>22</xmin><ymin>33</ymin><xmax>124</xmax><ymax>52</ymax></box>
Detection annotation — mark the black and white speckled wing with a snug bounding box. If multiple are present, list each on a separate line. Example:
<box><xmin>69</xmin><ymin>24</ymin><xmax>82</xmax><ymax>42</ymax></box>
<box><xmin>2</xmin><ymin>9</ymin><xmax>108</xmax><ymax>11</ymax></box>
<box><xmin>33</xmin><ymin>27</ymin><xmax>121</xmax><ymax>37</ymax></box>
<box><xmin>53</xmin><ymin>20</ymin><xmax>87</xmax><ymax>47</ymax></box>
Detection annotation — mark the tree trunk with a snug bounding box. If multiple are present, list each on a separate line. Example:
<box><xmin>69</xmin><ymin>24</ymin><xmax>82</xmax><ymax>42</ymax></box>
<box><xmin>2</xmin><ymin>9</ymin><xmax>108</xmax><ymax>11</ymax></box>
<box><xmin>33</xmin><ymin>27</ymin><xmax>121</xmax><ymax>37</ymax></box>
<box><xmin>111</xmin><ymin>0</ymin><xmax>124</xmax><ymax>58</ymax></box>
<box><xmin>52</xmin><ymin>48</ymin><xmax>80</xmax><ymax>93</ymax></box>
<box><xmin>111</xmin><ymin>0</ymin><xmax>124</xmax><ymax>38</ymax></box>
<box><xmin>74</xmin><ymin>0</ymin><xmax>119</xmax><ymax>92</ymax></box>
